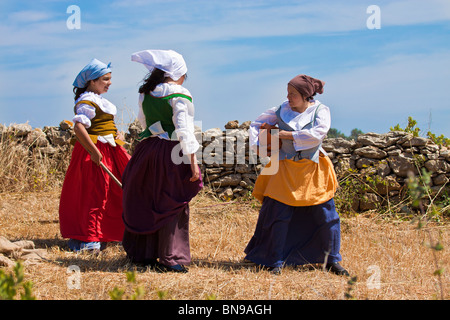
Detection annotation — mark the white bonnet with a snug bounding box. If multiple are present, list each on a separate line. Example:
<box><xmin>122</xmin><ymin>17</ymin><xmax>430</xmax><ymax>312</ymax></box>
<box><xmin>131</xmin><ymin>49</ymin><xmax>187</xmax><ymax>81</ymax></box>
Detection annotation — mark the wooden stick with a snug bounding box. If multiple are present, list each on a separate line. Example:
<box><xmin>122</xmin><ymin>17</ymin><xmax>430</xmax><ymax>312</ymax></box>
<box><xmin>99</xmin><ymin>162</ymin><xmax>123</xmax><ymax>189</ymax></box>
<box><xmin>75</xmin><ymin>136</ymin><xmax>123</xmax><ymax>189</ymax></box>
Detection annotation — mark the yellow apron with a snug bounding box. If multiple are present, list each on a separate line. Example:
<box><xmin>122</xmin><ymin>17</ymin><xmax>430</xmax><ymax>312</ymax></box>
<box><xmin>252</xmin><ymin>153</ymin><xmax>338</xmax><ymax>207</ymax></box>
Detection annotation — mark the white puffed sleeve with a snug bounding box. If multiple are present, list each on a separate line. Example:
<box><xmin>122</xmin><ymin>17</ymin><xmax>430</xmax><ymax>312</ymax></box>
<box><xmin>248</xmin><ymin>106</ymin><xmax>278</xmax><ymax>152</ymax></box>
<box><xmin>73</xmin><ymin>103</ymin><xmax>96</xmax><ymax>128</ymax></box>
<box><xmin>170</xmin><ymin>95</ymin><xmax>200</xmax><ymax>155</ymax></box>
<box><xmin>137</xmin><ymin>93</ymin><xmax>146</xmax><ymax>129</ymax></box>
<box><xmin>292</xmin><ymin>105</ymin><xmax>331</xmax><ymax>150</ymax></box>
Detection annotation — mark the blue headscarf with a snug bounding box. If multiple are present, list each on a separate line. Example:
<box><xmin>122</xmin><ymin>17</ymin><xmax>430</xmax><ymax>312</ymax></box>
<box><xmin>73</xmin><ymin>58</ymin><xmax>112</xmax><ymax>88</ymax></box>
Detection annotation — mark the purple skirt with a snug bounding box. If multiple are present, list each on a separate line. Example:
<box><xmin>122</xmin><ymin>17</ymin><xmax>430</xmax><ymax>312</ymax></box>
<box><xmin>244</xmin><ymin>197</ymin><xmax>342</xmax><ymax>268</ymax></box>
<box><xmin>121</xmin><ymin>137</ymin><xmax>202</xmax><ymax>264</ymax></box>
<box><xmin>122</xmin><ymin>206</ymin><xmax>191</xmax><ymax>266</ymax></box>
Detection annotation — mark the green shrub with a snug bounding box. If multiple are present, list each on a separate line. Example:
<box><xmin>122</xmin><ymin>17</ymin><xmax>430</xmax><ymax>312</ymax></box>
<box><xmin>0</xmin><ymin>261</ymin><xmax>35</xmax><ymax>300</ymax></box>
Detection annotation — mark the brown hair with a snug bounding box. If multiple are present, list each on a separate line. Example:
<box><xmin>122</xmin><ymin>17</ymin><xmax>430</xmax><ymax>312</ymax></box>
<box><xmin>138</xmin><ymin>68</ymin><xmax>166</xmax><ymax>95</ymax></box>
<box><xmin>73</xmin><ymin>82</ymin><xmax>90</xmax><ymax>101</ymax></box>
<box><xmin>138</xmin><ymin>69</ymin><xmax>188</xmax><ymax>94</ymax></box>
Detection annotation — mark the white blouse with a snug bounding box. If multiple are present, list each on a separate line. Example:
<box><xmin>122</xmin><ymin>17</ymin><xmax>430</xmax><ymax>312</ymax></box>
<box><xmin>249</xmin><ymin>100</ymin><xmax>331</xmax><ymax>152</ymax></box>
<box><xmin>73</xmin><ymin>91</ymin><xmax>118</xmax><ymax>146</ymax></box>
<box><xmin>137</xmin><ymin>83</ymin><xmax>199</xmax><ymax>155</ymax></box>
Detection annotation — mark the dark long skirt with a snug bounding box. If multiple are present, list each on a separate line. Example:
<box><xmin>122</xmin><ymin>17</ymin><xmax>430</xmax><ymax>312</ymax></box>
<box><xmin>244</xmin><ymin>197</ymin><xmax>342</xmax><ymax>268</ymax></box>
<box><xmin>121</xmin><ymin>137</ymin><xmax>202</xmax><ymax>265</ymax></box>
<box><xmin>122</xmin><ymin>206</ymin><xmax>191</xmax><ymax>266</ymax></box>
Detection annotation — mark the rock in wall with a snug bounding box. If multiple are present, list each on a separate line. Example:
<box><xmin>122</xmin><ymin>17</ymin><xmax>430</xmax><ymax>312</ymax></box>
<box><xmin>3</xmin><ymin>120</ymin><xmax>450</xmax><ymax>212</ymax></box>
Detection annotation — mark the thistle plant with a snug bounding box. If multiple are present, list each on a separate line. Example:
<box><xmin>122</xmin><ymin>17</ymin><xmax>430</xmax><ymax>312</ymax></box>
<box><xmin>109</xmin><ymin>271</ymin><xmax>145</xmax><ymax>300</ymax></box>
<box><xmin>407</xmin><ymin>169</ymin><xmax>445</xmax><ymax>299</ymax></box>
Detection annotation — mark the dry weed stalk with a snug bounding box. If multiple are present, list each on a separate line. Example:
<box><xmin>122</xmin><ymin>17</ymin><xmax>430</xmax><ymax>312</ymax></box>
<box><xmin>0</xmin><ymin>133</ymin><xmax>71</xmax><ymax>193</ymax></box>
<box><xmin>0</xmin><ymin>118</ymin><xmax>449</xmax><ymax>300</ymax></box>
<box><xmin>407</xmin><ymin>169</ymin><xmax>446</xmax><ymax>299</ymax></box>
<box><xmin>1</xmin><ymin>188</ymin><xmax>448</xmax><ymax>300</ymax></box>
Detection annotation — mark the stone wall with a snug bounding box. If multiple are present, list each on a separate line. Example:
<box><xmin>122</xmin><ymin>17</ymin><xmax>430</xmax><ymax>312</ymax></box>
<box><xmin>0</xmin><ymin>122</ymin><xmax>74</xmax><ymax>156</ymax></box>
<box><xmin>192</xmin><ymin>121</ymin><xmax>450</xmax><ymax>211</ymax></box>
<box><xmin>323</xmin><ymin>132</ymin><xmax>450</xmax><ymax>211</ymax></box>
<box><xmin>3</xmin><ymin>120</ymin><xmax>450</xmax><ymax>212</ymax></box>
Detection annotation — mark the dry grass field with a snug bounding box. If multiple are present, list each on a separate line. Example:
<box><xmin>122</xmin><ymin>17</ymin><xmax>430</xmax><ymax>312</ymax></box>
<box><xmin>0</xmin><ymin>133</ymin><xmax>448</xmax><ymax>301</ymax></box>
<box><xmin>0</xmin><ymin>188</ymin><xmax>448</xmax><ymax>301</ymax></box>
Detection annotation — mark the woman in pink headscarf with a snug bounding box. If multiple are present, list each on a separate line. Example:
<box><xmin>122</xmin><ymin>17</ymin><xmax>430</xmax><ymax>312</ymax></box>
<box><xmin>244</xmin><ymin>74</ymin><xmax>348</xmax><ymax>276</ymax></box>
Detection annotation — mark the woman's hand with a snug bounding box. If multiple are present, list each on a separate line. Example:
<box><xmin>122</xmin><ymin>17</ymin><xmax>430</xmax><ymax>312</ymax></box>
<box><xmin>189</xmin><ymin>153</ymin><xmax>200</xmax><ymax>182</ymax></box>
<box><xmin>116</xmin><ymin>130</ymin><xmax>125</xmax><ymax>141</ymax></box>
<box><xmin>278</xmin><ymin>130</ymin><xmax>294</xmax><ymax>140</ymax></box>
<box><xmin>90</xmin><ymin>149</ymin><xmax>103</xmax><ymax>166</ymax></box>
<box><xmin>74</xmin><ymin>122</ymin><xmax>103</xmax><ymax>166</ymax></box>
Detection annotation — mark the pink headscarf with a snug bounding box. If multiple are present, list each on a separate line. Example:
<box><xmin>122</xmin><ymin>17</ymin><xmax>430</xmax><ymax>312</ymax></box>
<box><xmin>288</xmin><ymin>74</ymin><xmax>325</xmax><ymax>99</ymax></box>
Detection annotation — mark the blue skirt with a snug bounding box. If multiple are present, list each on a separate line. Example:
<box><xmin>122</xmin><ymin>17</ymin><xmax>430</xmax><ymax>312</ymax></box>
<box><xmin>244</xmin><ymin>197</ymin><xmax>342</xmax><ymax>268</ymax></box>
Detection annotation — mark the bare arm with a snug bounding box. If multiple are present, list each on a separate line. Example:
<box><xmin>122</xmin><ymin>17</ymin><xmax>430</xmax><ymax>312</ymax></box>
<box><xmin>278</xmin><ymin>130</ymin><xmax>294</xmax><ymax>140</ymax></box>
<box><xmin>74</xmin><ymin>122</ymin><xmax>103</xmax><ymax>166</ymax></box>
<box><xmin>189</xmin><ymin>153</ymin><xmax>200</xmax><ymax>182</ymax></box>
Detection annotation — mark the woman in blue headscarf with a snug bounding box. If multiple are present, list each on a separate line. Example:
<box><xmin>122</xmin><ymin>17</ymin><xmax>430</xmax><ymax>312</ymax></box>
<box><xmin>59</xmin><ymin>59</ymin><xmax>131</xmax><ymax>252</ymax></box>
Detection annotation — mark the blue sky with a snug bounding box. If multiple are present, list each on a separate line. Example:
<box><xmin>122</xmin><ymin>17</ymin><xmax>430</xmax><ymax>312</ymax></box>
<box><xmin>1</xmin><ymin>0</ymin><xmax>450</xmax><ymax>137</ymax></box>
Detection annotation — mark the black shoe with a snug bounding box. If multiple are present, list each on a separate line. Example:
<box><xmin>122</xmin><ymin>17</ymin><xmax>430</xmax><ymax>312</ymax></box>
<box><xmin>326</xmin><ymin>262</ymin><xmax>349</xmax><ymax>276</ymax></box>
<box><xmin>156</xmin><ymin>263</ymin><xmax>188</xmax><ymax>273</ymax></box>
<box><xmin>143</xmin><ymin>259</ymin><xmax>158</xmax><ymax>268</ymax></box>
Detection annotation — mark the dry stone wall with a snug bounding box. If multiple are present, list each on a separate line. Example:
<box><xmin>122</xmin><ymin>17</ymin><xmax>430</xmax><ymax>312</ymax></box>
<box><xmin>3</xmin><ymin>120</ymin><xmax>450</xmax><ymax>212</ymax></box>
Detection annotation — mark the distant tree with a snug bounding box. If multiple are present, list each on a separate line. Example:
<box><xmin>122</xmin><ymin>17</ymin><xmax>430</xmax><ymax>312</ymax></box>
<box><xmin>349</xmin><ymin>128</ymin><xmax>364</xmax><ymax>141</ymax></box>
<box><xmin>327</xmin><ymin>128</ymin><xmax>364</xmax><ymax>141</ymax></box>
<box><xmin>327</xmin><ymin>128</ymin><xmax>347</xmax><ymax>139</ymax></box>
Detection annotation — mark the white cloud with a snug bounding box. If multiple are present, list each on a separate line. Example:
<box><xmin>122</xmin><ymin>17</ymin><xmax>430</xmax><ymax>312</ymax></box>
<box><xmin>1</xmin><ymin>0</ymin><xmax>450</xmax><ymax>137</ymax></box>
<box><xmin>381</xmin><ymin>0</ymin><xmax>450</xmax><ymax>26</ymax></box>
<box><xmin>8</xmin><ymin>10</ymin><xmax>52</xmax><ymax>23</ymax></box>
<box><xmin>107</xmin><ymin>0</ymin><xmax>450</xmax><ymax>43</ymax></box>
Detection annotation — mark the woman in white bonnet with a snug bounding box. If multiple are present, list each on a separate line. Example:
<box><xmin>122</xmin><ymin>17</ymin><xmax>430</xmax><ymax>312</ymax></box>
<box><xmin>121</xmin><ymin>49</ymin><xmax>202</xmax><ymax>273</ymax></box>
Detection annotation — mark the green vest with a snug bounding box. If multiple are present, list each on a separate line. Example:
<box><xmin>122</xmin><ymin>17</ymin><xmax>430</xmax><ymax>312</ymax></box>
<box><xmin>139</xmin><ymin>93</ymin><xmax>193</xmax><ymax>141</ymax></box>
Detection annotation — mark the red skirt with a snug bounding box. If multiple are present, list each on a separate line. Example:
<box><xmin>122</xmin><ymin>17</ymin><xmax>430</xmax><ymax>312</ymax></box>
<box><xmin>59</xmin><ymin>141</ymin><xmax>131</xmax><ymax>242</ymax></box>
